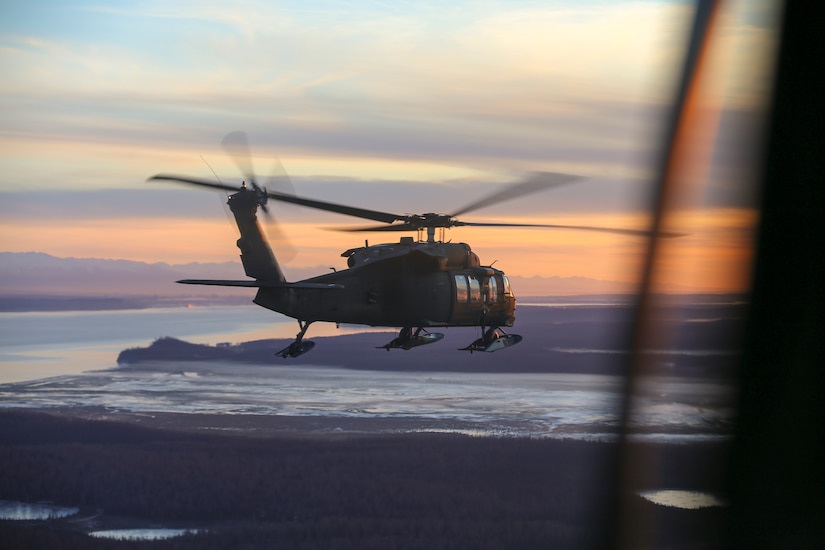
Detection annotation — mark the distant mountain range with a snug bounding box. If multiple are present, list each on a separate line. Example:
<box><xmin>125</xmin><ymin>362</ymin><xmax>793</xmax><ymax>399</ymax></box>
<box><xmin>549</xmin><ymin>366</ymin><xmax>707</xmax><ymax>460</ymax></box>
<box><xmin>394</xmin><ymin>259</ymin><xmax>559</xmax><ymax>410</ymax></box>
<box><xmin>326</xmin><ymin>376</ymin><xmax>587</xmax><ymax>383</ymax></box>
<box><xmin>0</xmin><ymin>251</ymin><xmax>638</xmax><ymax>302</ymax></box>
<box><xmin>0</xmin><ymin>252</ymin><xmax>244</xmax><ymax>297</ymax></box>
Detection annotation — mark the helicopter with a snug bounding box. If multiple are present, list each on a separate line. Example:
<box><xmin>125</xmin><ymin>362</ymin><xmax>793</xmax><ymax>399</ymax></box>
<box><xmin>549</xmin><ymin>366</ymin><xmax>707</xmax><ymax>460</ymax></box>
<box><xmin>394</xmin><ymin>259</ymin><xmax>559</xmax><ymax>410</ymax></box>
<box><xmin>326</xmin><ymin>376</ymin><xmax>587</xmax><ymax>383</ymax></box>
<box><xmin>149</xmin><ymin>132</ymin><xmax>677</xmax><ymax>358</ymax></box>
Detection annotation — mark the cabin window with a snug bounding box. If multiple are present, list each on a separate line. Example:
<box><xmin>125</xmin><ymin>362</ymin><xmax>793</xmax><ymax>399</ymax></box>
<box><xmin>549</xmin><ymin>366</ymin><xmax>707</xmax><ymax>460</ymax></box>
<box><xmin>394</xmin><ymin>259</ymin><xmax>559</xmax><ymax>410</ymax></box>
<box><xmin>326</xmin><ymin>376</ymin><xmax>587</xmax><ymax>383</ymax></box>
<box><xmin>502</xmin><ymin>275</ymin><xmax>513</xmax><ymax>297</ymax></box>
<box><xmin>468</xmin><ymin>276</ymin><xmax>481</xmax><ymax>302</ymax></box>
<box><xmin>454</xmin><ymin>274</ymin><xmax>469</xmax><ymax>302</ymax></box>
<box><xmin>488</xmin><ymin>276</ymin><xmax>498</xmax><ymax>303</ymax></box>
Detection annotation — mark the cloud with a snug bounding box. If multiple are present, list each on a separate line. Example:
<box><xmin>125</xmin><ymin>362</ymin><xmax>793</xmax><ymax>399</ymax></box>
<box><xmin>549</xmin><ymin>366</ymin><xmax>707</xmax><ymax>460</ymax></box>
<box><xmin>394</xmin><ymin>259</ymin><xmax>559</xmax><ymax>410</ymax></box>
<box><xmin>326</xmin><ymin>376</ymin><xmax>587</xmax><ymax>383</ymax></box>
<box><xmin>2</xmin><ymin>3</ymin><xmax>686</xmax><ymax>162</ymax></box>
<box><xmin>1</xmin><ymin>2</ymin><xmax>775</xmax><ymax>181</ymax></box>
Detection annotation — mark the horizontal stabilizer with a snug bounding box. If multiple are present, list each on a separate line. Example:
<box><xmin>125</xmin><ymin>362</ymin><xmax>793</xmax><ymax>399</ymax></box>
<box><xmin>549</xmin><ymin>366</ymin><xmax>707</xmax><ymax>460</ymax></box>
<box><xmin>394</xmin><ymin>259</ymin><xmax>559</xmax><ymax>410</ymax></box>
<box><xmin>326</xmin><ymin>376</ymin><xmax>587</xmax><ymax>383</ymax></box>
<box><xmin>177</xmin><ymin>279</ymin><xmax>343</xmax><ymax>289</ymax></box>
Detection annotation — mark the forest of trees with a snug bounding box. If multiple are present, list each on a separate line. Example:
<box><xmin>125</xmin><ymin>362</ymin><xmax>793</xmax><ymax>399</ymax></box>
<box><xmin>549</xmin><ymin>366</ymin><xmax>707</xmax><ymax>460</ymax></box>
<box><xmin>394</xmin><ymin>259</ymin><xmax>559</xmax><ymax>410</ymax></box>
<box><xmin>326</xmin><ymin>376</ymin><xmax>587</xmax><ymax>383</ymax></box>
<box><xmin>0</xmin><ymin>410</ymin><xmax>727</xmax><ymax>548</ymax></box>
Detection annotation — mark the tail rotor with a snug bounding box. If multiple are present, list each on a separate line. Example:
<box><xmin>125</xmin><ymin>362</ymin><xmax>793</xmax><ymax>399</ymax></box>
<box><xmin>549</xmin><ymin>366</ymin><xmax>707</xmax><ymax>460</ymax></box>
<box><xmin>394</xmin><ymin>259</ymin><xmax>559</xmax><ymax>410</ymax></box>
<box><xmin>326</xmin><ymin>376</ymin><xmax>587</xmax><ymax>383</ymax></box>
<box><xmin>221</xmin><ymin>131</ymin><xmax>270</xmax><ymax>213</ymax></box>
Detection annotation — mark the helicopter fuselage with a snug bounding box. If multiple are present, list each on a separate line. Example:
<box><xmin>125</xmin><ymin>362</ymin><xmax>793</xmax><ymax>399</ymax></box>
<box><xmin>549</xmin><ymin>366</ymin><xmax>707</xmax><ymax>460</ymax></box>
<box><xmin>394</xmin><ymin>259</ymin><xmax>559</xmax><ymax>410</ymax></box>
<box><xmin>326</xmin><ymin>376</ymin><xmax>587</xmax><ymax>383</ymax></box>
<box><xmin>253</xmin><ymin>238</ymin><xmax>516</xmax><ymax>329</ymax></box>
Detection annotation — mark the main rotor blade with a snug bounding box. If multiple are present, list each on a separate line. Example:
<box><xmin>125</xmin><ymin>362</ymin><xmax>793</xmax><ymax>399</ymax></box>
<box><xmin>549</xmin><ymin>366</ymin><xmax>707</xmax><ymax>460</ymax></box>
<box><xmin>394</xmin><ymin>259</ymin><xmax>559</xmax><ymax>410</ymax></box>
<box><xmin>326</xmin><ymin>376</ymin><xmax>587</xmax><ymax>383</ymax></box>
<box><xmin>338</xmin><ymin>220</ymin><xmax>683</xmax><ymax>237</ymax></box>
<box><xmin>455</xmin><ymin>221</ymin><xmax>685</xmax><ymax>238</ymax></box>
<box><xmin>149</xmin><ymin>173</ymin><xmax>402</xmax><ymax>224</ymax></box>
<box><xmin>264</xmin><ymin>189</ymin><xmax>404</xmax><ymax>225</ymax></box>
<box><xmin>449</xmin><ymin>171</ymin><xmax>583</xmax><ymax>218</ymax></box>
<box><xmin>336</xmin><ymin>223</ymin><xmax>419</xmax><ymax>232</ymax></box>
<box><xmin>221</xmin><ymin>131</ymin><xmax>256</xmax><ymax>186</ymax></box>
<box><xmin>148</xmin><ymin>174</ymin><xmax>241</xmax><ymax>193</ymax></box>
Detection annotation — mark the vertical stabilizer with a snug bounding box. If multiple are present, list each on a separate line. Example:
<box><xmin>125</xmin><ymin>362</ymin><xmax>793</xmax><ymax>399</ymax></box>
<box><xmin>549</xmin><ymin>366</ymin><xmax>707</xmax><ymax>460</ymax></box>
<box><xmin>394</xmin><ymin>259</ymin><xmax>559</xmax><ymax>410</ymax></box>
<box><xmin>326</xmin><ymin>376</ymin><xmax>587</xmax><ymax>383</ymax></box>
<box><xmin>228</xmin><ymin>188</ymin><xmax>286</xmax><ymax>282</ymax></box>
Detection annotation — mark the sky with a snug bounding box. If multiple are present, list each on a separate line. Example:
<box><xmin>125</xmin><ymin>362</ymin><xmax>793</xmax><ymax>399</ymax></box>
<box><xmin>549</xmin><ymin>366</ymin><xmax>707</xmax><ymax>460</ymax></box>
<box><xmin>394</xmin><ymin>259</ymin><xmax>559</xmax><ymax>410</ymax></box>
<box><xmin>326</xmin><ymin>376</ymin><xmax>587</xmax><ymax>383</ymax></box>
<box><xmin>0</xmin><ymin>0</ymin><xmax>780</xmax><ymax>293</ymax></box>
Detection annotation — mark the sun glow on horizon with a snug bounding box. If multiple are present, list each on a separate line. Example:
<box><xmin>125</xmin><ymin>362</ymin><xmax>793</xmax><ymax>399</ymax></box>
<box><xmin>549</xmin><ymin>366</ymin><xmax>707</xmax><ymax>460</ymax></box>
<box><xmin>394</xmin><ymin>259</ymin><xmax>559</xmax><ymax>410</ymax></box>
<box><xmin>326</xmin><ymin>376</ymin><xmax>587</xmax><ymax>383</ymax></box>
<box><xmin>0</xmin><ymin>206</ymin><xmax>757</xmax><ymax>293</ymax></box>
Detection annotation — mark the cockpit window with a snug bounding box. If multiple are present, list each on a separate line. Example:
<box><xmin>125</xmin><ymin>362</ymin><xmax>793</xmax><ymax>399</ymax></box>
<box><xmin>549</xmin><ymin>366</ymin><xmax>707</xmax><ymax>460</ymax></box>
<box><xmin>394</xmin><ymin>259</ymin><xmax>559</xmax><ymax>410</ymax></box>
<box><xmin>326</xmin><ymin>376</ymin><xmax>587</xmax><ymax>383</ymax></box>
<box><xmin>502</xmin><ymin>275</ymin><xmax>513</xmax><ymax>297</ymax></box>
<box><xmin>488</xmin><ymin>276</ymin><xmax>498</xmax><ymax>303</ymax></box>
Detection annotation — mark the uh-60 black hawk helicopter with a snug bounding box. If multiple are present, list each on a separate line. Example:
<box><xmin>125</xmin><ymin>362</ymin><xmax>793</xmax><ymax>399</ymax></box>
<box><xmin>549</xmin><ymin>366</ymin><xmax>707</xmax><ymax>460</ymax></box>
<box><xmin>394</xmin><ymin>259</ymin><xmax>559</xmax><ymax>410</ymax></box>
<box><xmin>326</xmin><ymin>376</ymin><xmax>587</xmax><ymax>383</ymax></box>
<box><xmin>150</xmin><ymin>132</ymin><xmax>674</xmax><ymax>358</ymax></box>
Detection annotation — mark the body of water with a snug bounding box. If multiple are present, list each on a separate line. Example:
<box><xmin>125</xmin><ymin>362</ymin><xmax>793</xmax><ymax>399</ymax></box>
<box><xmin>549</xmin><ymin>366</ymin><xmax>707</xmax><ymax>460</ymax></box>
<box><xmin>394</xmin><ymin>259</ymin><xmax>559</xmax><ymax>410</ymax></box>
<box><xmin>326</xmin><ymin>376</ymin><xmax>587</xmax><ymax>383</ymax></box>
<box><xmin>0</xmin><ymin>304</ymin><xmax>737</xmax><ymax>442</ymax></box>
<box><xmin>0</xmin><ymin>305</ymin><xmax>381</xmax><ymax>383</ymax></box>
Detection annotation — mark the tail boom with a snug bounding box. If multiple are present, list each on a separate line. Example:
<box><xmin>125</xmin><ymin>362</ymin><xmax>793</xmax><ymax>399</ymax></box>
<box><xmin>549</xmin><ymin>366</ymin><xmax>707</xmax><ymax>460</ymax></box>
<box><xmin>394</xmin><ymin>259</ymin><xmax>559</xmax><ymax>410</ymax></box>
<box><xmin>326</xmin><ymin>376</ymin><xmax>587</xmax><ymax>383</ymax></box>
<box><xmin>228</xmin><ymin>188</ymin><xmax>285</xmax><ymax>282</ymax></box>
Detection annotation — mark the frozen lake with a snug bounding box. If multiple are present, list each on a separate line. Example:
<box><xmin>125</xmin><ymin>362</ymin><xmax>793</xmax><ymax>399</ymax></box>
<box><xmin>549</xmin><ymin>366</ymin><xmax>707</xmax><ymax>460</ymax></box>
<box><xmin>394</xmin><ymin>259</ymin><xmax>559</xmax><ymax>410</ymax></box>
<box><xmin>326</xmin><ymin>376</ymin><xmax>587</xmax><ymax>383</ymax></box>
<box><xmin>0</xmin><ymin>303</ymin><xmax>738</xmax><ymax>442</ymax></box>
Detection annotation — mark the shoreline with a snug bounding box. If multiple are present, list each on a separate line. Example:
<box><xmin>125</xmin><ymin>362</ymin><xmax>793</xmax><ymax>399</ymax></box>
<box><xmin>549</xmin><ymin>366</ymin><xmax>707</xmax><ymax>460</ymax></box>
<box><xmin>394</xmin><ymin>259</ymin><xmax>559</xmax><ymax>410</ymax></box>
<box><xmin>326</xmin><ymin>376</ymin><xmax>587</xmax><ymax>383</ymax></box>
<box><xmin>2</xmin><ymin>405</ymin><xmax>540</xmax><ymax>440</ymax></box>
<box><xmin>1</xmin><ymin>361</ymin><xmax>737</xmax><ymax>443</ymax></box>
